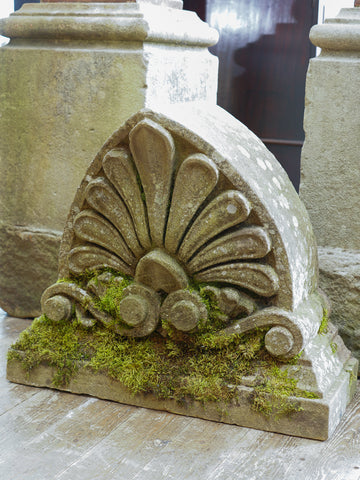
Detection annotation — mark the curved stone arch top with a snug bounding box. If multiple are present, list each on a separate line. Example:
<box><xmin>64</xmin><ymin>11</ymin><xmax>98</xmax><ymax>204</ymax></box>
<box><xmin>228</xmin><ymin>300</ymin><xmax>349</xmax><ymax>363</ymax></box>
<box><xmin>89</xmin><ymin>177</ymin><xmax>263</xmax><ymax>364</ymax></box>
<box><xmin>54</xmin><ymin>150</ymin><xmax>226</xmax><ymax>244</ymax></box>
<box><xmin>45</xmin><ymin>104</ymin><xmax>323</xmax><ymax>360</ymax></box>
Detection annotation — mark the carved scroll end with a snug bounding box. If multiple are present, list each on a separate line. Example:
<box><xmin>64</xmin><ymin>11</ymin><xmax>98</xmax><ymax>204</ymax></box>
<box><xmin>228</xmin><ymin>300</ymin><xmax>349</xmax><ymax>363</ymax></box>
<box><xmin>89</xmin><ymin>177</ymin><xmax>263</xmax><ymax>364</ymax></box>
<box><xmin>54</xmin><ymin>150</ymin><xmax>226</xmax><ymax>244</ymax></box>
<box><xmin>218</xmin><ymin>293</ymin><xmax>324</xmax><ymax>360</ymax></box>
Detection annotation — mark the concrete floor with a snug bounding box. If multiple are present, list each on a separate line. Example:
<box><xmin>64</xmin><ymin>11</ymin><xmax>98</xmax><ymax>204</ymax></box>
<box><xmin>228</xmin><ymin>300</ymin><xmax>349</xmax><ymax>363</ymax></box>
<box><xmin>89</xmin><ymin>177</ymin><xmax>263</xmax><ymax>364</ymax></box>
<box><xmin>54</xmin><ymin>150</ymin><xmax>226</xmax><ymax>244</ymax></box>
<box><xmin>1</xmin><ymin>309</ymin><xmax>360</xmax><ymax>480</ymax></box>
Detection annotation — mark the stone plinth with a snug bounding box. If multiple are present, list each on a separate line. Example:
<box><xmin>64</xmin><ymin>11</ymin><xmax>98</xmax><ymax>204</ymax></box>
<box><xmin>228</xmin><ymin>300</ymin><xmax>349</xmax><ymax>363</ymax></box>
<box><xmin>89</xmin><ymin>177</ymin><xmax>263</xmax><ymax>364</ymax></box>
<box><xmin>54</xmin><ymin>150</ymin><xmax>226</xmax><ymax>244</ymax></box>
<box><xmin>0</xmin><ymin>2</ymin><xmax>218</xmax><ymax>317</ymax></box>
<box><xmin>300</xmin><ymin>8</ymin><xmax>360</xmax><ymax>359</ymax></box>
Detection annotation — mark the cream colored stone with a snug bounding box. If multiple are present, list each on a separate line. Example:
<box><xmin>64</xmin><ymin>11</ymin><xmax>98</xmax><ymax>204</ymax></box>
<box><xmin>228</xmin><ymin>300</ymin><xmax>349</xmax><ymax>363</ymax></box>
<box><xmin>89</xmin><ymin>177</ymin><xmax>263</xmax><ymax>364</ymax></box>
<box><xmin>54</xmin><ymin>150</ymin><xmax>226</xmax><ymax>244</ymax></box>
<box><xmin>187</xmin><ymin>227</ymin><xmax>272</xmax><ymax>273</ymax></box>
<box><xmin>73</xmin><ymin>209</ymin><xmax>136</xmax><ymax>267</ymax></box>
<box><xmin>135</xmin><ymin>249</ymin><xmax>188</xmax><ymax>293</ymax></box>
<box><xmin>129</xmin><ymin>119</ymin><xmax>175</xmax><ymax>248</ymax></box>
<box><xmin>160</xmin><ymin>289</ymin><xmax>207</xmax><ymax>331</ymax></box>
<box><xmin>8</xmin><ymin>103</ymin><xmax>359</xmax><ymax>440</ymax></box>
<box><xmin>165</xmin><ymin>153</ymin><xmax>219</xmax><ymax>254</ymax></box>
<box><xmin>301</xmin><ymin>12</ymin><xmax>360</xmax><ymax>251</ymax></box>
<box><xmin>265</xmin><ymin>326</ymin><xmax>294</xmax><ymax>357</ymax></box>
<box><xmin>45</xmin><ymin>106</ymin><xmax>322</xmax><ymax>358</ymax></box>
<box><xmin>103</xmin><ymin>148</ymin><xmax>151</xmax><ymax>251</ymax></box>
<box><xmin>43</xmin><ymin>295</ymin><xmax>72</xmax><ymax>323</ymax></box>
<box><xmin>119</xmin><ymin>283</ymin><xmax>161</xmax><ymax>335</ymax></box>
<box><xmin>318</xmin><ymin>247</ymin><xmax>360</xmax><ymax>360</ymax></box>
<box><xmin>119</xmin><ymin>295</ymin><xmax>148</xmax><ymax>327</ymax></box>
<box><xmin>201</xmin><ymin>285</ymin><xmax>257</xmax><ymax>319</ymax></box>
<box><xmin>177</xmin><ymin>191</ymin><xmax>252</xmax><ymax>264</ymax></box>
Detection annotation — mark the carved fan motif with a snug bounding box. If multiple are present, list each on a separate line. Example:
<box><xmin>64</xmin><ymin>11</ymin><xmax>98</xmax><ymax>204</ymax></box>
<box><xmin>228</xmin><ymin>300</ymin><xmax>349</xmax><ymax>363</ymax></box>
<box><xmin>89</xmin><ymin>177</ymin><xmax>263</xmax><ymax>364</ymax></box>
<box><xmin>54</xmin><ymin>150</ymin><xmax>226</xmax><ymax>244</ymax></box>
<box><xmin>42</xmin><ymin>118</ymin><xmax>304</xmax><ymax>359</ymax></box>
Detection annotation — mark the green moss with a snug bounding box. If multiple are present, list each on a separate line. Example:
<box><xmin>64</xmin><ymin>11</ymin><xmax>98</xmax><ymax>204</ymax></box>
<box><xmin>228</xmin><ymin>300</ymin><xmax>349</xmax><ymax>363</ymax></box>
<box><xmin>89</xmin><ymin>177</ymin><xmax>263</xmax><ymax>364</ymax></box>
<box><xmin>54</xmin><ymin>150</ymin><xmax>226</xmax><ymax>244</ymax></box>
<box><xmin>57</xmin><ymin>271</ymin><xmax>133</xmax><ymax>330</ymax></box>
<box><xmin>66</xmin><ymin>267</ymin><xmax>131</xmax><ymax>289</ymax></box>
<box><xmin>346</xmin><ymin>369</ymin><xmax>357</xmax><ymax>387</ymax></box>
<box><xmin>10</xmin><ymin>271</ymin><xmax>319</xmax><ymax>416</ymax></box>
<box><xmin>7</xmin><ymin>316</ymin><xmax>87</xmax><ymax>387</ymax></box>
<box><xmin>252</xmin><ymin>366</ymin><xmax>319</xmax><ymax>418</ymax></box>
<box><xmin>8</xmin><ymin>314</ymin><xmax>319</xmax><ymax>415</ymax></box>
<box><xmin>318</xmin><ymin>308</ymin><xmax>329</xmax><ymax>335</ymax></box>
<box><xmin>198</xmin><ymin>285</ymin><xmax>229</xmax><ymax>333</ymax></box>
<box><xmin>94</xmin><ymin>276</ymin><xmax>132</xmax><ymax>318</ymax></box>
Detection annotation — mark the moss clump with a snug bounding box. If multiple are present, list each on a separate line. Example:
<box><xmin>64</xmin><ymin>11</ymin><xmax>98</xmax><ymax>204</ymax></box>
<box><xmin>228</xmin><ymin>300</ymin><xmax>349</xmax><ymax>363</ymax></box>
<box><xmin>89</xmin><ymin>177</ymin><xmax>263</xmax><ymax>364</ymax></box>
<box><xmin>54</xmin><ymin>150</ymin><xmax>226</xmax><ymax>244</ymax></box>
<box><xmin>8</xmin><ymin>315</ymin><xmax>319</xmax><ymax>415</ymax></box>
<box><xmin>57</xmin><ymin>270</ymin><xmax>134</xmax><ymax>330</ymax></box>
<box><xmin>198</xmin><ymin>285</ymin><xmax>229</xmax><ymax>333</ymax></box>
<box><xmin>318</xmin><ymin>308</ymin><xmax>329</xmax><ymax>335</ymax></box>
<box><xmin>252</xmin><ymin>366</ymin><xmax>319</xmax><ymax>418</ymax></box>
<box><xmin>9</xmin><ymin>271</ymin><xmax>319</xmax><ymax>415</ymax></box>
<box><xmin>7</xmin><ymin>316</ymin><xmax>88</xmax><ymax>387</ymax></box>
<box><xmin>93</xmin><ymin>276</ymin><xmax>132</xmax><ymax>318</ymax></box>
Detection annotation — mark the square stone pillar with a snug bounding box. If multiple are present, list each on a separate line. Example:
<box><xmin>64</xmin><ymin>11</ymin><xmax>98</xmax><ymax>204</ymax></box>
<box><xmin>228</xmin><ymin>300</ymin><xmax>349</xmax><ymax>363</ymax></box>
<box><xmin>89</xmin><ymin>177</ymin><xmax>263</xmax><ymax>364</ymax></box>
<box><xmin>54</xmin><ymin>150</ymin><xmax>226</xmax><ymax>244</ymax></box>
<box><xmin>0</xmin><ymin>0</ymin><xmax>218</xmax><ymax>317</ymax></box>
<box><xmin>300</xmin><ymin>8</ymin><xmax>360</xmax><ymax>358</ymax></box>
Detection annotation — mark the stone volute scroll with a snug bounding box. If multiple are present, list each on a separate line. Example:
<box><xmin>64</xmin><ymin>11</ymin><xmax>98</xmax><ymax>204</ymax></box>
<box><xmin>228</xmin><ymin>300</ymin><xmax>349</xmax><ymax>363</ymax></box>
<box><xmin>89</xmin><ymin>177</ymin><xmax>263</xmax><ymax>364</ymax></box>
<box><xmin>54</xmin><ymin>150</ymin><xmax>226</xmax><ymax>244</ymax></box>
<box><xmin>8</xmin><ymin>104</ymin><xmax>358</xmax><ymax>441</ymax></box>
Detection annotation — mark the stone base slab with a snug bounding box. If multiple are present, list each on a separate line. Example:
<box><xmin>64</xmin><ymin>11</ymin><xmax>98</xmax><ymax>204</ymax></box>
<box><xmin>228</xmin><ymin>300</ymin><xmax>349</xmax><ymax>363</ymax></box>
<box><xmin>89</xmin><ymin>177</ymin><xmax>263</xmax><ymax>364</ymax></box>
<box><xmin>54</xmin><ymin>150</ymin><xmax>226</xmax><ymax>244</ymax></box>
<box><xmin>7</xmin><ymin>354</ymin><xmax>358</xmax><ymax>441</ymax></box>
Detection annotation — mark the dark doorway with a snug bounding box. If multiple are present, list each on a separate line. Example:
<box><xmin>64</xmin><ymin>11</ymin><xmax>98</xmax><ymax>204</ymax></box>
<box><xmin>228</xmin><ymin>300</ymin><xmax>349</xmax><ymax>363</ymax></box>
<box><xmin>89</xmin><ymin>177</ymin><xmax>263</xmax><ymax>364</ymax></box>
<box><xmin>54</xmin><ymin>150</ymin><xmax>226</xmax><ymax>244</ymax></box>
<box><xmin>184</xmin><ymin>0</ymin><xmax>318</xmax><ymax>191</ymax></box>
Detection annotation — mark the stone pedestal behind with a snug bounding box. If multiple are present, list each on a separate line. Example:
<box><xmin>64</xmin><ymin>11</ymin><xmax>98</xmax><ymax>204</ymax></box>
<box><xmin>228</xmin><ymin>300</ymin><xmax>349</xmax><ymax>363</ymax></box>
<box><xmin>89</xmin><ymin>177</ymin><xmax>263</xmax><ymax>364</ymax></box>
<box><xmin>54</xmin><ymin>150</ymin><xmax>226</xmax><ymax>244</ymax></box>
<box><xmin>0</xmin><ymin>2</ymin><xmax>218</xmax><ymax>317</ymax></box>
<box><xmin>300</xmin><ymin>7</ymin><xmax>360</xmax><ymax>358</ymax></box>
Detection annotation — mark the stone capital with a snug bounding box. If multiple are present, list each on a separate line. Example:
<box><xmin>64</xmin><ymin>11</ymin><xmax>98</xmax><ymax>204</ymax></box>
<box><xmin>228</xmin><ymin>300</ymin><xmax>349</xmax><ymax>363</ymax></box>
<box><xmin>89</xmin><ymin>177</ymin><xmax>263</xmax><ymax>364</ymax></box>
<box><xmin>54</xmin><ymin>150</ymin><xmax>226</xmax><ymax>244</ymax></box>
<box><xmin>310</xmin><ymin>8</ymin><xmax>360</xmax><ymax>51</ymax></box>
<box><xmin>0</xmin><ymin>2</ymin><xmax>217</xmax><ymax>46</ymax></box>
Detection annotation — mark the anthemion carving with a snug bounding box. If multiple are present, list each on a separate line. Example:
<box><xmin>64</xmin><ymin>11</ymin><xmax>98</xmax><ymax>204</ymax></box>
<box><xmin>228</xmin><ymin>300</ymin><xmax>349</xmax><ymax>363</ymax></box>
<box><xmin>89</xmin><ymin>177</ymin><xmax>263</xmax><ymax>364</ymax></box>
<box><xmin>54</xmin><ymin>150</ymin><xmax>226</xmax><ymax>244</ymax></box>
<box><xmin>42</xmin><ymin>116</ymin><xmax>309</xmax><ymax>360</ymax></box>
<box><xmin>9</xmin><ymin>106</ymin><xmax>357</xmax><ymax>440</ymax></box>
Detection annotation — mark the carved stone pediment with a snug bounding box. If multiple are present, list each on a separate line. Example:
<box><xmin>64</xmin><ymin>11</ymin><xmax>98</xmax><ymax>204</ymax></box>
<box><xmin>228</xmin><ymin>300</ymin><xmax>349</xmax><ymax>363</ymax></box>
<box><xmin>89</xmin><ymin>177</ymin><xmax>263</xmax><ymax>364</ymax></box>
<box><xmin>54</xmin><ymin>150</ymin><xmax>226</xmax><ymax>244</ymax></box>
<box><xmin>40</xmin><ymin>106</ymin><xmax>323</xmax><ymax>360</ymax></box>
<box><xmin>8</xmin><ymin>104</ymin><xmax>358</xmax><ymax>440</ymax></box>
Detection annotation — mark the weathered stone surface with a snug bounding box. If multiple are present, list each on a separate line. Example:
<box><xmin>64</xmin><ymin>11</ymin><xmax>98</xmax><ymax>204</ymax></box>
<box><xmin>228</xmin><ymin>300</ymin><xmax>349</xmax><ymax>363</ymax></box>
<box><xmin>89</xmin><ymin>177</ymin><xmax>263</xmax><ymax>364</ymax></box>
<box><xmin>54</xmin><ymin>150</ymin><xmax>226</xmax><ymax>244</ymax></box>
<box><xmin>73</xmin><ymin>209</ymin><xmax>136</xmax><ymax>267</ymax></box>
<box><xmin>187</xmin><ymin>226</ymin><xmax>272</xmax><ymax>273</ymax></box>
<box><xmin>135</xmin><ymin>250</ymin><xmax>189</xmax><ymax>294</ymax></box>
<box><xmin>43</xmin><ymin>295</ymin><xmax>73</xmax><ymax>323</ymax></box>
<box><xmin>39</xmin><ymin>104</ymin><xmax>323</xmax><ymax>361</ymax></box>
<box><xmin>300</xmin><ymin>8</ymin><xmax>360</xmax><ymax>250</ymax></box>
<box><xmin>60</xmin><ymin>105</ymin><xmax>318</xmax><ymax>309</ymax></box>
<box><xmin>119</xmin><ymin>283</ymin><xmax>161</xmax><ymax>335</ymax></box>
<box><xmin>8</xmin><ymin>103</ymin><xmax>359</xmax><ymax>439</ymax></box>
<box><xmin>300</xmin><ymin>8</ymin><xmax>360</xmax><ymax>359</ymax></box>
<box><xmin>201</xmin><ymin>286</ymin><xmax>257</xmax><ymax>319</ymax></box>
<box><xmin>0</xmin><ymin>2</ymin><xmax>218</xmax><ymax>317</ymax></box>
<box><xmin>309</xmin><ymin>8</ymin><xmax>360</xmax><ymax>53</ymax></box>
<box><xmin>265</xmin><ymin>326</ymin><xmax>294</xmax><ymax>357</ymax></box>
<box><xmin>318</xmin><ymin>247</ymin><xmax>360</xmax><ymax>360</ymax></box>
<box><xmin>165</xmin><ymin>153</ymin><xmax>219</xmax><ymax>254</ymax></box>
<box><xmin>0</xmin><ymin>226</ymin><xmax>60</xmax><ymax>318</ymax></box>
<box><xmin>129</xmin><ymin>119</ymin><xmax>175</xmax><ymax>248</ymax></box>
<box><xmin>161</xmin><ymin>289</ymin><xmax>207</xmax><ymax>331</ymax></box>
<box><xmin>103</xmin><ymin>148</ymin><xmax>151</xmax><ymax>251</ymax></box>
